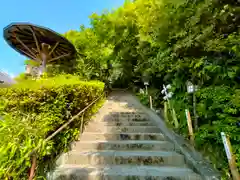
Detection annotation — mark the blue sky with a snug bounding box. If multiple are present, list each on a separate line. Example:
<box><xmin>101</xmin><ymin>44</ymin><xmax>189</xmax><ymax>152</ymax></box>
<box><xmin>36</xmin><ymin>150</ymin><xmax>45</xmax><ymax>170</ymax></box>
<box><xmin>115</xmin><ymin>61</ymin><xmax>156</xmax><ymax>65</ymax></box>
<box><xmin>0</xmin><ymin>0</ymin><xmax>125</xmax><ymax>77</ymax></box>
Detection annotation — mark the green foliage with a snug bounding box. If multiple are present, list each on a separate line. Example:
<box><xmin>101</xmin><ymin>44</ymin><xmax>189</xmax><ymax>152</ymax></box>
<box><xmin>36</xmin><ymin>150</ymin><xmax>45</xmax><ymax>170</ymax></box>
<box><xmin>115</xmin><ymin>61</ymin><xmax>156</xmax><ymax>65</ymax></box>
<box><xmin>0</xmin><ymin>75</ymin><xmax>105</xmax><ymax>179</ymax></box>
<box><xmin>194</xmin><ymin>86</ymin><xmax>240</xmax><ymax>174</ymax></box>
<box><xmin>14</xmin><ymin>73</ymin><xmax>32</xmax><ymax>82</ymax></box>
<box><xmin>136</xmin><ymin>88</ymin><xmax>162</xmax><ymax>108</ymax></box>
<box><xmin>136</xmin><ymin>93</ymin><xmax>149</xmax><ymax>107</ymax></box>
<box><xmin>32</xmin><ymin>0</ymin><xmax>239</xmax><ymax>177</ymax></box>
<box><xmin>24</xmin><ymin>59</ymin><xmax>40</xmax><ymax>67</ymax></box>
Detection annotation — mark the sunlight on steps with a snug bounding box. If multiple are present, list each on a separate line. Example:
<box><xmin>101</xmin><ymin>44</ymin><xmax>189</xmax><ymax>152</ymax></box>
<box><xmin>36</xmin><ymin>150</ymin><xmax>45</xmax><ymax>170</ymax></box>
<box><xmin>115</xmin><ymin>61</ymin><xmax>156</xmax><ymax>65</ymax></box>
<box><xmin>48</xmin><ymin>92</ymin><xmax>202</xmax><ymax>180</ymax></box>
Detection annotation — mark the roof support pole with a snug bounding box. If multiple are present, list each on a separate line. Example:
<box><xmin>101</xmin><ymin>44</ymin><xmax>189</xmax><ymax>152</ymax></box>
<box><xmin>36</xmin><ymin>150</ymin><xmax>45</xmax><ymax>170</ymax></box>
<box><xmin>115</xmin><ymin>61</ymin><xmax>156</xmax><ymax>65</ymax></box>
<box><xmin>30</xmin><ymin>26</ymin><xmax>41</xmax><ymax>55</ymax></box>
<box><xmin>38</xmin><ymin>52</ymin><xmax>47</xmax><ymax>77</ymax></box>
<box><xmin>18</xmin><ymin>48</ymin><xmax>36</xmax><ymax>60</ymax></box>
<box><xmin>48</xmin><ymin>53</ymin><xmax>71</xmax><ymax>62</ymax></box>
<box><xmin>38</xmin><ymin>43</ymin><xmax>51</xmax><ymax>76</ymax></box>
<box><xmin>49</xmin><ymin>42</ymin><xmax>59</xmax><ymax>56</ymax></box>
<box><xmin>15</xmin><ymin>35</ymin><xmax>36</xmax><ymax>59</ymax></box>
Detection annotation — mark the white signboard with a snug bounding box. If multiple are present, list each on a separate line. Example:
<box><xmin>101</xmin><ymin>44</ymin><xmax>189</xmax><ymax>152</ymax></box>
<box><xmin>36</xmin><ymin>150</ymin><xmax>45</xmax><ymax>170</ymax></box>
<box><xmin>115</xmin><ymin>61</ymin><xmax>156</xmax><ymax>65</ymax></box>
<box><xmin>187</xmin><ymin>85</ymin><xmax>194</xmax><ymax>93</ymax></box>
<box><xmin>187</xmin><ymin>85</ymin><xmax>199</xmax><ymax>93</ymax></box>
<box><xmin>221</xmin><ymin>132</ymin><xmax>232</xmax><ymax>161</ymax></box>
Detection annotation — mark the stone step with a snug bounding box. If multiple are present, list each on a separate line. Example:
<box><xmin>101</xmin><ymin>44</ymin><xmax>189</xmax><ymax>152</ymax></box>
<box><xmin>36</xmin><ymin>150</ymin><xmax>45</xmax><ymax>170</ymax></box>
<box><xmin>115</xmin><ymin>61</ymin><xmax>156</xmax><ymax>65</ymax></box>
<box><xmin>92</xmin><ymin>121</ymin><xmax>154</xmax><ymax>126</ymax></box>
<box><xmin>104</xmin><ymin>117</ymin><xmax>149</xmax><ymax>122</ymax></box>
<box><xmin>62</xmin><ymin>150</ymin><xmax>185</xmax><ymax>167</ymax></box>
<box><xmin>49</xmin><ymin>165</ymin><xmax>202</xmax><ymax>180</ymax></box>
<box><xmin>84</xmin><ymin>126</ymin><xmax>161</xmax><ymax>133</ymax></box>
<box><xmin>109</xmin><ymin>112</ymin><xmax>147</xmax><ymax>115</ymax></box>
<box><xmin>72</xmin><ymin>140</ymin><xmax>174</xmax><ymax>151</ymax></box>
<box><xmin>105</xmin><ymin>112</ymin><xmax>149</xmax><ymax>121</ymax></box>
<box><xmin>80</xmin><ymin>132</ymin><xmax>165</xmax><ymax>141</ymax></box>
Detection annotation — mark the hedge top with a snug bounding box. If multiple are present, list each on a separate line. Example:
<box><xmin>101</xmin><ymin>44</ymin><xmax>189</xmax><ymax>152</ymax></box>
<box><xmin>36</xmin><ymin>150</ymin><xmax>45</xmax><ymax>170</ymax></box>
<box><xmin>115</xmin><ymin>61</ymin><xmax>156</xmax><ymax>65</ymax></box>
<box><xmin>2</xmin><ymin>75</ymin><xmax>105</xmax><ymax>90</ymax></box>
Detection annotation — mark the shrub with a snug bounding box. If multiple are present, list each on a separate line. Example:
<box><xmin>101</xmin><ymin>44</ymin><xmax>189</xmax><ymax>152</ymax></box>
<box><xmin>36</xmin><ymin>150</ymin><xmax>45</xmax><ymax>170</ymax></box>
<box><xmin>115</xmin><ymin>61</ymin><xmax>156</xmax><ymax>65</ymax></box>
<box><xmin>194</xmin><ymin>86</ymin><xmax>240</xmax><ymax>175</ymax></box>
<box><xmin>136</xmin><ymin>88</ymin><xmax>162</xmax><ymax>108</ymax></box>
<box><xmin>0</xmin><ymin>75</ymin><xmax>105</xmax><ymax>179</ymax></box>
<box><xmin>137</xmin><ymin>85</ymin><xmax>240</xmax><ymax>178</ymax></box>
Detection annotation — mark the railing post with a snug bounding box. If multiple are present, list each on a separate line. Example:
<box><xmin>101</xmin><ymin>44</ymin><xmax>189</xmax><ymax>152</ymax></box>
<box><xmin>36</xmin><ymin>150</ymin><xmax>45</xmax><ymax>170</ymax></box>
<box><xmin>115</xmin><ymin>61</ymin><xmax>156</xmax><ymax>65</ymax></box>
<box><xmin>185</xmin><ymin>109</ymin><xmax>195</xmax><ymax>146</ymax></box>
<box><xmin>164</xmin><ymin>102</ymin><xmax>169</xmax><ymax>122</ymax></box>
<box><xmin>28</xmin><ymin>152</ymin><xmax>37</xmax><ymax>180</ymax></box>
<box><xmin>149</xmin><ymin>96</ymin><xmax>153</xmax><ymax>110</ymax></box>
<box><xmin>221</xmin><ymin>132</ymin><xmax>240</xmax><ymax>180</ymax></box>
<box><xmin>80</xmin><ymin>112</ymin><xmax>84</xmax><ymax>134</ymax></box>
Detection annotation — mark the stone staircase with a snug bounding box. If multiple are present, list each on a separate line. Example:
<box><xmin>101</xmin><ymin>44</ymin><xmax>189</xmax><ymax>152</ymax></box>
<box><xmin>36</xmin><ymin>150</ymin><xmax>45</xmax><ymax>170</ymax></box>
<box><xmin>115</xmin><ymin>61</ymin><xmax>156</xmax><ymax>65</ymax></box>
<box><xmin>49</xmin><ymin>92</ymin><xmax>203</xmax><ymax>180</ymax></box>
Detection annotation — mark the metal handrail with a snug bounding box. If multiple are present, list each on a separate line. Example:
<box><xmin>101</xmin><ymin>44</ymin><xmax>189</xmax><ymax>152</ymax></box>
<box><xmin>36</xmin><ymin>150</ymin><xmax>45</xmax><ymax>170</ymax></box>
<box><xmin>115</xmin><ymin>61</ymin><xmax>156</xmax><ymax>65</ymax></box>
<box><xmin>28</xmin><ymin>92</ymin><xmax>105</xmax><ymax>180</ymax></box>
<box><xmin>45</xmin><ymin>93</ymin><xmax>105</xmax><ymax>142</ymax></box>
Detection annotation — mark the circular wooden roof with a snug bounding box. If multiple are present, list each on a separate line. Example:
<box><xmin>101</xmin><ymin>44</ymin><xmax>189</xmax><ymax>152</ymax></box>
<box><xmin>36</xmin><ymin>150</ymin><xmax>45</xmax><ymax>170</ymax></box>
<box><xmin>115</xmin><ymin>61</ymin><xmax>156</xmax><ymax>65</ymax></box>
<box><xmin>3</xmin><ymin>22</ymin><xmax>77</xmax><ymax>63</ymax></box>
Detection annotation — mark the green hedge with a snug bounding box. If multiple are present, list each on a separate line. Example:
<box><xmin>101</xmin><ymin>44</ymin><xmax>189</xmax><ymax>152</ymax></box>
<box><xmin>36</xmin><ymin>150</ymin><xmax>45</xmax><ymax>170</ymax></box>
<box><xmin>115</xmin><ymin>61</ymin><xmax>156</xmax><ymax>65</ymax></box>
<box><xmin>0</xmin><ymin>75</ymin><xmax>105</xmax><ymax>179</ymax></box>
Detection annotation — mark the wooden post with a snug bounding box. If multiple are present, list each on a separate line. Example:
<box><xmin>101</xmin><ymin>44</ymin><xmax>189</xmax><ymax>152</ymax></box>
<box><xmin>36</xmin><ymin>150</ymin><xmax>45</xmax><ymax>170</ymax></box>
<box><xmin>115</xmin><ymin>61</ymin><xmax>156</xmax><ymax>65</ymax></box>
<box><xmin>80</xmin><ymin>113</ymin><xmax>84</xmax><ymax>134</ymax></box>
<box><xmin>28</xmin><ymin>154</ymin><xmax>37</xmax><ymax>180</ymax></box>
<box><xmin>168</xmin><ymin>100</ymin><xmax>179</xmax><ymax>128</ymax></box>
<box><xmin>164</xmin><ymin>102</ymin><xmax>169</xmax><ymax>122</ymax></box>
<box><xmin>172</xmin><ymin>108</ymin><xmax>179</xmax><ymax>129</ymax></box>
<box><xmin>185</xmin><ymin>109</ymin><xmax>195</xmax><ymax>145</ymax></box>
<box><xmin>149</xmin><ymin>96</ymin><xmax>153</xmax><ymax>110</ymax></box>
<box><xmin>193</xmin><ymin>89</ymin><xmax>198</xmax><ymax>130</ymax></box>
<box><xmin>221</xmin><ymin>132</ymin><xmax>240</xmax><ymax>180</ymax></box>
